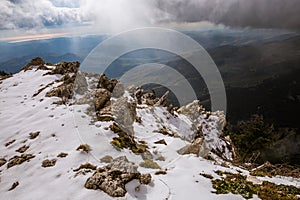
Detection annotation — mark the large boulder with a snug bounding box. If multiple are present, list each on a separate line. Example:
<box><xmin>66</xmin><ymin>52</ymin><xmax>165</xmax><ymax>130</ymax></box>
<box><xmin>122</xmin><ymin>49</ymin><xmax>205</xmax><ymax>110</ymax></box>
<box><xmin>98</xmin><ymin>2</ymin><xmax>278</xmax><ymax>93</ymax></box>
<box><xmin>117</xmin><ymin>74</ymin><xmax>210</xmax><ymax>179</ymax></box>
<box><xmin>112</xmin><ymin>97</ymin><xmax>136</xmax><ymax>135</ymax></box>
<box><xmin>85</xmin><ymin>156</ymin><xmax>151</xmax><ymax>197</ymax></box>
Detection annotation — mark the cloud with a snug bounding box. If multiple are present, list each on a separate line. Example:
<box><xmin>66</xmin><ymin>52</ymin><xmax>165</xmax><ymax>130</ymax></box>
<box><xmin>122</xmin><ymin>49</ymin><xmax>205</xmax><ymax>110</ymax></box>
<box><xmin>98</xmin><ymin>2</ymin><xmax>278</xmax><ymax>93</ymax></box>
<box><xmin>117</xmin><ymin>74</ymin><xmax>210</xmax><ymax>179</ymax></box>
<box><xmin>79</xmin><ymin>0</ymin><xmax>171</xmax><ymax>33</ymax></box>
<box><xmin>0</xmin><ymin>0</ymin><xmax>82</xmax><ymax>29</ymax></box>
<box><xmin>155</xmin><ymin>0</ymin><xmax>300</xmax><ymax>30</ymax></box>
<box><xmin>1</xmin><ymin>0</ymin><xmax>299</xmax><ymax>32</ymax></box>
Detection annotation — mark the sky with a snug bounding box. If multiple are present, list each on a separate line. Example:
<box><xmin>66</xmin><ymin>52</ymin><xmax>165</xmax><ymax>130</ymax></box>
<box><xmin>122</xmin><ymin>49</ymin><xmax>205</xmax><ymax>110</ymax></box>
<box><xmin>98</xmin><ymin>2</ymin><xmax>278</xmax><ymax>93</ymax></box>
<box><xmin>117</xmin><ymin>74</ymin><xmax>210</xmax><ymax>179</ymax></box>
<box><xmin>0</xmin><ymin>0</ymin><xmax>300</xmax><ymax>41</ymax></box>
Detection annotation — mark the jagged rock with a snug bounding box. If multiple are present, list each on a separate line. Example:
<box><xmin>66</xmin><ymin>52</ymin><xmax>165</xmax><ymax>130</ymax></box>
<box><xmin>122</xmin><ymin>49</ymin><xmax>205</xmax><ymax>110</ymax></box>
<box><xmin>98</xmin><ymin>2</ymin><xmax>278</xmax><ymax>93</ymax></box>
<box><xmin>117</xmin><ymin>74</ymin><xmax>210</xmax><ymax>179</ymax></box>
<box><xmin>42</xmin><ymin>159</ymin><xmax>57</xmax><ymax>167</ymax></box>
<box><xmin>142</xmin><ymin>92</ymin><xmax>158</xmax><ymax>106</ymax></box>
<box><xmin>0</xmin><ymin>158</ymin><xmax>7</xmax><ymax>167</ymax></box>
<box><xmin>21</xmin><ymin>57</ymin><xmax>45</xmax><ymax>71</ymax></box>
<box><xmin>7</xmin><ymin>154</ymin><xmax>35</xmax><ymax>168</ymax></box>
<box><xmin>45</xmin><ymin>74</ymin><xmax>77</xmax><ymax>104</ymax></box>
<box><xmin>85</xmin><ymin>156</ymin><xmax>151</xmax><ymax>197</ymax></box>
<box><xmin>112</xmin><ymin>97</ymin><xmax>136</xmax><ymax>135</ymax></box>
<box><xmin>155</xmin><ymin>91</ymin><xmax>169</xmax><ymax>107</ymax></box>
<box><xmin>48</xmin><ymin>61</ymin><xmax>79</xmax><ymax>75</ymax></box>
<box><xmin>177</xmin><ymin>138</ymin><xmax>204</xmax><ymax>156</ymax></box>
<box><xmin>46</xmin><ymin>83</ymin><xmax>73</xmax><ymax>103</ymax></box>
<box><xmin>135</xmin><ymin>88</ymin><xmax>143</xmax><ymax>104</ymax></box>
<box><xmin>177</xmin><ymin>100</ymin><xmax>204</xmax><ymax>123</ymax></box>
<box><xmin>74</xmin><ymin>71</ymin><xmax>88</xmax><ymax>95</ymax></box>
<box><xmin>97</xmin><ymin>74</ymin><xmax>118</xmax><ymax>92</ymax></box>
<box><xmin>94</xmin><ymin>88</ymin><xmax>111</xmax><ymax>111</ymax></box>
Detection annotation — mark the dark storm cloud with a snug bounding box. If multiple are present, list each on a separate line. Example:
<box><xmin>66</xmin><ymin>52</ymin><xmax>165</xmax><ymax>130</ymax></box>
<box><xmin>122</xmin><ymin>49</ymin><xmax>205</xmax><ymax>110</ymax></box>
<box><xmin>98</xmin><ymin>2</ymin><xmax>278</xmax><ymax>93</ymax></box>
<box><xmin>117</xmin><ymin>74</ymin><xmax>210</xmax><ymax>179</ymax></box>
<box><xmin>1</xmin><ymin>0</ymin><xmax>299</xmax><ymax>31</ymax></box>
<box><xmin>155</xmin><ymin>0</ymin><xmax>300</xmax><ymax>30</ymax></box>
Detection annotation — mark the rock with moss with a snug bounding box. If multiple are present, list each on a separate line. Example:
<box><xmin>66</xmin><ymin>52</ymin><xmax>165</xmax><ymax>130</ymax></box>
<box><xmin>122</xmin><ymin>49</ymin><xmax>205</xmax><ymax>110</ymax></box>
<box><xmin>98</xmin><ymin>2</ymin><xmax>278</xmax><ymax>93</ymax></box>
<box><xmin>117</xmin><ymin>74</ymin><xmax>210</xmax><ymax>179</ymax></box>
<box><xmin>110</xmin><ymin>123</ymin><xmax>147</xmax><ymax>154</ymax></box>
<box><xmin>85</xmin><ymin>156</ymin><xmax>151</xmax><ymax>197</ymax></box>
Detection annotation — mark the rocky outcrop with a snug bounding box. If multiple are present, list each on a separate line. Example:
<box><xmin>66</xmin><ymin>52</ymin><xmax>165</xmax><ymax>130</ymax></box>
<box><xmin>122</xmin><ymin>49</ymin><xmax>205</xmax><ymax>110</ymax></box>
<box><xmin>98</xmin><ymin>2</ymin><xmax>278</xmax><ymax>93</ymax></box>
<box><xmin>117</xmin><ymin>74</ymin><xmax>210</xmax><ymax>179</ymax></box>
<box><xmin>21</xmin><ymin>57</ymin><xmax>45</xmax><ymax>71</ymax></box>
<box><xmin>46</xmin><ymin>61</ymin><xmax>79</xmax><ymax>75</ymax></box>
<box><xmin>85</xmin><ymin>156</ymin><xmax>151</xmax><ymax>197</ymax></box>
<box><xmin>97</xmin><ymin>74</ymin><xmax>118</xmax><ymax>92</ymax></box>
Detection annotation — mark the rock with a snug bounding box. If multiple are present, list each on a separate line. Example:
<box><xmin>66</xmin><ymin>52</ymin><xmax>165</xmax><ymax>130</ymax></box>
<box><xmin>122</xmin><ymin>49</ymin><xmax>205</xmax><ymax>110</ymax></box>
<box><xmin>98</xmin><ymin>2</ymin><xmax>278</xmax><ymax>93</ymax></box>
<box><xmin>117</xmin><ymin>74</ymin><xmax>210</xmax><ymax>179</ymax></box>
<box><xmin>111</xmin><ymin>83</ymin><xmax>125</xmax><ymax>98</ymax></box>
<box><xmin>29</xmin><ymin>131</ymin><xmax>40</xmax><ymax>139</ymax></box>
<box><xmin>94</xmin><ymin>88</ymin><xmax>111</xmax><ymax>111</ymax></box>
<box><xmin>16</xmin><ymin>145</ymin><xmax>29</xmax><ymax>153</ymax></box>
<box><xmin>0</xmin><ymin>158</ymin><xmax>7</xmax><ymax>167</ymax></box>
<box><xmin>177</xmin><ymin>138</ymin><xmax>204</xmax><ymax>156</ymax></box>
<box><xmin>135</xmin><ymin>88</ymin><xmax>143</xmax><ymax>104</ymax></box>
<box><xmin>8</xmin><ymin>181</ymin><xmax>19</xmax><ymax>191</ymax></box>
<box><xmin>111</xmin><ymin>97</ymin><xmax>136</xmax><ymax>135</ymax></box>
<box><xmin>100</xmin><ymin>155</ymin><xmax>113</xmax><ymax>163</ymax></box>
<box><xmin>42</xmin><ymin>159</ymin><xmax>57</xmax><ymax>167</ymax></box>
<box><xmin>45</xmin><ymin>75</ymin><xmax>75</xmax><ymax>104</ymax></box>
<box><xmin>155</xmin><ymin>170</ymin><xmax>167</xmax><ymax>175</ymax></box>
<box><xmin>155</xmin><ymin>91</ymin><xmax>169</xmax><ymax>107</ymax></box>
<box><xmin>177</xmin><ymin>100</ymin><xmax>203</xmax><ymax>123</ymax></box>
<box><xmin>85</xmin><ymin>156</ymin><xmax>151</xmax><ymax>197</ymax></box>
<box><xmin>142</xmin><ymin>92</ymin><xmax>158</xmax><ymax>106</ymax></box>
<box><xmin>73</xmin><ymin>163</ymin><xmax>97</xmax><ymax>172</ymax></box>
<box><xmin>21</xmin><ymin>57</ymin><xmax>45</xmax><ymax>71</ymax></box>
<box><xmin>154</xmin><ymin>139</ymin><xmax>167</xmax><ymax>145</ymax></box>
<box><xmin>7</xmin><ymin>154</ymin><xmax>35</xmax><ymax>168</ymax></box>
<box><xmin>76</xmin><ymin>144</ymin><xmax>91</xmax><ymax>153</ymax></box>
<box><xmin>139</xmin><ymin>173</ymin><xmax>152</xmax><ymax>184</ymax></box>
<box><xmin>74</xmin><ymin>71</ymin><xmax>88</xmax><ymax>95</ymax></box>
<box><xmin>57</xmin><ymin>152</ymin><xmax>68</xmax><ymax>158</ymax></box>
<box><xmin>5</xmin><ymin>139</ymin><xmax>16</xmax><ymax>147</ymax></box>
<box><xmin>49</xmin><ymin>61</ymin><xmax>79</xmax><ymax>75</ymax></box>
<box><xmin>97</xmin><ymin>74</ymin><xmax>118</xmax><ymax>92</ymax></box>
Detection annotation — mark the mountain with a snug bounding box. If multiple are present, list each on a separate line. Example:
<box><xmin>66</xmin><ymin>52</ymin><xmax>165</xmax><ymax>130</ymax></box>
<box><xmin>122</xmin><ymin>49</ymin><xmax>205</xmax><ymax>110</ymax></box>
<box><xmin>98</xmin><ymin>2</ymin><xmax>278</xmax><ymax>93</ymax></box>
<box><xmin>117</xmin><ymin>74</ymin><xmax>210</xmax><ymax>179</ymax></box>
<box><xmin>0</xmin><ymin>59</ymin><xmax>299</xmax><ymax>199</ymax></box>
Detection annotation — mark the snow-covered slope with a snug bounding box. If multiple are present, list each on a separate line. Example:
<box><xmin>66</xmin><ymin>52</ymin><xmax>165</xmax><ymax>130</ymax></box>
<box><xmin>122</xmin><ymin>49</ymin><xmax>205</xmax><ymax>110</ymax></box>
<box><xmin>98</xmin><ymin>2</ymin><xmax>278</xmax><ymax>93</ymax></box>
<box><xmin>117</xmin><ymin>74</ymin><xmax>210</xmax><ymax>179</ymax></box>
<box><xmin>0</xmin><ymin>61</ymin><xmax>299</xmax><ymax>200</ymax></box>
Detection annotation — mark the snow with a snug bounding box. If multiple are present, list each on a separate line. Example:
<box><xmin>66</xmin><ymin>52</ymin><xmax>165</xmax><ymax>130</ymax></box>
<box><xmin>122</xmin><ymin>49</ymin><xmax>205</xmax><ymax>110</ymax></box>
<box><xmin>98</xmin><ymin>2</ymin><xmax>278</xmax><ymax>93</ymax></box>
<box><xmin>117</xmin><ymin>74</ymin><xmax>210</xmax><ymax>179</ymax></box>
<box><xmin>0</xmin><ymin>67</ymin><xmax>299</xmax><ymax>200</ymax></box>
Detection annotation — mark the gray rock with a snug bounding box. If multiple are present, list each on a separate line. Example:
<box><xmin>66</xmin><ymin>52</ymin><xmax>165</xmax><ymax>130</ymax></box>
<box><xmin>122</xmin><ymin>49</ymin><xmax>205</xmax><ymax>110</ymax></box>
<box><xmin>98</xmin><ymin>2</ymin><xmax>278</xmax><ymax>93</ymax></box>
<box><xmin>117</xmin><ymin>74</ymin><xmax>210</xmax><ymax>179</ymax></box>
<box><xmin>85</xmin><ymin>156</ymin><xmax>151</xmax><ymax>197</ymax></box>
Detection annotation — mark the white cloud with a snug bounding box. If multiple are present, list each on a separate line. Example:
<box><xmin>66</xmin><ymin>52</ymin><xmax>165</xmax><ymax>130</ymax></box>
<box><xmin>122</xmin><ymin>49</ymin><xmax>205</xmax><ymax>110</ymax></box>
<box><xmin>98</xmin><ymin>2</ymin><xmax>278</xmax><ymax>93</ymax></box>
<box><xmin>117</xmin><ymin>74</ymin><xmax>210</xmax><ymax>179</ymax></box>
<box><xmin>0</xmin><ymin>0</ymin><xmax>82</xmax><ymax>29</ymax></box>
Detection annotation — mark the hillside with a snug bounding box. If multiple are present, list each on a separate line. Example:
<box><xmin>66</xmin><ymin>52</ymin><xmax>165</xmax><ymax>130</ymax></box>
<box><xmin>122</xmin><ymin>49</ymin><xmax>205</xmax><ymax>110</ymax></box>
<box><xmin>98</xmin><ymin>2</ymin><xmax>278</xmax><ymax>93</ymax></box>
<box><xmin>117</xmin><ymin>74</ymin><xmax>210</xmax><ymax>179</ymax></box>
<box><xmin>0</xmin><ymin>59</ymin><xmax>299</xmax><ymax>199</ymax></box>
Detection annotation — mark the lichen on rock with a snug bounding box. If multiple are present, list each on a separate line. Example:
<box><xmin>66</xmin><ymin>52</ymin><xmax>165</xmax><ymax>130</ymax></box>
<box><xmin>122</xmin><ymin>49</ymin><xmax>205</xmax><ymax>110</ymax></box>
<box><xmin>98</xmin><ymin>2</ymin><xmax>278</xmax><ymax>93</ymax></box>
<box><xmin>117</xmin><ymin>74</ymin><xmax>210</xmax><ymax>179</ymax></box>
<box><xmin>85</xmin><ymin>156</ymin><xmax>151</xmax><ymax>197</ymax></box>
